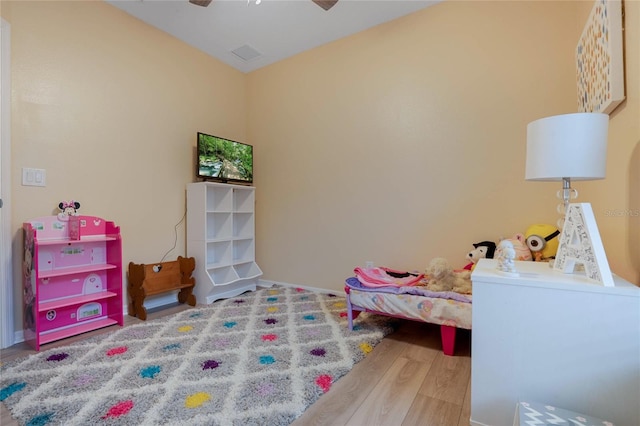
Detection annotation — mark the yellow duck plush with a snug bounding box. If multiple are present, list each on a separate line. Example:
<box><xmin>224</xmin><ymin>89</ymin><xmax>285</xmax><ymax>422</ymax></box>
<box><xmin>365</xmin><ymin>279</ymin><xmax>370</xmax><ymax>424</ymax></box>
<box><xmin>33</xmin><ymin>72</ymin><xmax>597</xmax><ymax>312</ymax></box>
<box><xmin>524</xmin><ymin>224</ymin><xmax>560</xmax><ymax>262</ymax></box>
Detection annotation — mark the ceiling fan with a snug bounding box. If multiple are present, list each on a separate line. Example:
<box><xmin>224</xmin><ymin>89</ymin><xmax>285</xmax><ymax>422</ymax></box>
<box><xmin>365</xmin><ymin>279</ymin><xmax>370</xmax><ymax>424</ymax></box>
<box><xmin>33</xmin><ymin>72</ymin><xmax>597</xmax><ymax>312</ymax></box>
<box><xmin>189</xmin><ymin>0</ymin><xmax>339</xmax><ymax>11</ymax></box>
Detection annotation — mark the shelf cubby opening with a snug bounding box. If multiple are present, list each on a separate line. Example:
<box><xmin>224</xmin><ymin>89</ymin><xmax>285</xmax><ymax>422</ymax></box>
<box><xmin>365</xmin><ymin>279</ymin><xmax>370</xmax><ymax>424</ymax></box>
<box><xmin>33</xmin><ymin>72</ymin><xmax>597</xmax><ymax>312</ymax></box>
<box><xmin>206</xmin><ymin>186</ymin><xmax>233</xmax><ymax>212</ymax></box>
<box><xmin>234</xmin><ymin>262</ymin><xmax>262</xmax><ymax>279</ymax></box>
<box><xmin>206</xmin><ymin>212</ymin><xmax>232</xmax><ymax>240</ymax></box>
<box><xmin>233</xmin><ymin>212</ymin><xmax>254</xmax><ymax>238</ymax></box>
<box><xmin>208</xmin><ymin>266</ymin><xmax>240</xmax><ymax>285</ymax></box>
<box><xmin>206</xmin><ymin>240</ymin><xmax>232</xmax><ymax>267</ymax></box>
<box><xmin>233</xmin><ymin>188</ymin><xmax>254</xmax><ymax>212</ymax></box>
<box><xmin>233</xmin><ymin>239</ymin><xmax>254</xmax><ymax>263</ymax></box>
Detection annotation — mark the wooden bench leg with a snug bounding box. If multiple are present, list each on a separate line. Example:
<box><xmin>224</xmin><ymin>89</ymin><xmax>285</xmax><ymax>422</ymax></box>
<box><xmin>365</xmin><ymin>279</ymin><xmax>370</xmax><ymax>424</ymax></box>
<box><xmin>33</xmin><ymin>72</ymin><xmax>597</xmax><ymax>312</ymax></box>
<box><xmin>178</xmin><ymin>286</ymin><xmax>196</xmax><ymax>306</ymax></box>
<box><xmin>440</xmin><ymin>324</ymin><xmax>456</xmax><ymax>356</ymax></box>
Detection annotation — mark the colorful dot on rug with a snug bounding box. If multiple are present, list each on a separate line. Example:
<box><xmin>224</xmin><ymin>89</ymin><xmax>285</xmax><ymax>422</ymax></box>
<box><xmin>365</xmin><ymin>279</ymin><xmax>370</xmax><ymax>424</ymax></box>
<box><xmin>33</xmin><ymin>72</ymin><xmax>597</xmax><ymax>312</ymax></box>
<box><xmin>267</xmin><ymin>306</ymin><xmax>279</xmax><ymax>313</ymax></box>
<box><xmin>178</xmin><ymin>325</ymin><xmax>193</xmax><ymax>333</ymax></box>
<box><xmin>213</xmin><ymin>337</ymin><xmax>230</xmax><ymax>347</ymax></box>
<box><xmin>185</xmin><ymin>392</ymin><xmax>211</xmax><ymax>408</ymax></box>
<box><xmin>73</xmin><ymin>374</ymin><xmax>94</xmax><ymax>387</ymax></box>
<box><xmin>189</xmin><ymin>312</ymin><xmax>203</xmax><ymax>318</ymax></box>
<box><xmin>223</xmin><ymin>321</ymin><xmax>237</xmax><ymax>328</ymax></box>
<box><xmin>46</xmin><ymin>353</ymin><xmax>68</xmax><ymax>362</ymax></box>
<box><xmin>267</xmin><ymin>297</ymin><xmax>278</xmax><ymax>302</ymax></box>
<box><xmin>26</xmin><ymin>412</ymin><xmax>54</xmax><ymax>426</ymax></box>
<box><xmin>261</xmin><ymin>334</ymin><xmax>278</xmax><ymax>342</ymax></box>
<box><xmin>202</xmin><ymin>360</ymin><xmax>220</xmax><ymax>370</ymax></box>
<box><xmin>0</xmin><ymin>382</ymin><xmax>26</xmax><ymax>401</ymax></box>
<box><xmin>259</xmin><ymin>355</ymin><xmax>275</xmax><ymax>365</ymax></box>
<box><xmin>106</xmin><ymin>346</ymin><xmax>127</xmax><ymax>357</ymax></box>
<box><xmin>258</xmin><ymin>383</ymin><xmax>275</xmax><ymax>396</ymax></box>
<box><xmin>162</xmin><ymin>343</ymin><xmax>181</xmax><ymax>351</ymax></box>
<box><xmin>310</xmin><ymin>348</ymin><xmax>326</xmax><ymax>357</ymax></box>
<box><xmin>233</xmin><ymin>299</ymin><xmax>245</xmax><ymax>304</ymax></box>
<box><xmin>359</xmin><ymin>342</ymin><xmax>373</xmax><ymax>354</ymax></box>
<box><xmin>264</xmin><ymin>318</ymin><xmax>277</xmax><ymax>325</ymax></box>
<box><xmin>339</xmin><ymin>312</ymin><xmax>347</xmax><ymax>318</ymax></box>
<box><xmin>303</xmin><ymin>315</ymin><xmax>316</xmax><ymax>321</ymax></box>
<box><xmin>332</xmin><ymin>302</ymin><xmax>346</xmax><ymax>309</ymax></box>
<box><xmin>140</xmin><ymin>365</ymin><xmax>161</xmax><ymax>379</ymax></box>
<box><xmin>102</xmin><ymin>400</ymin><xmax>134</xmax><ymax>419</ymax></box>
<box><xmin>315</xmin><ymin>375</ymin><xmax>333</xmax><ymax>393</ymax></box>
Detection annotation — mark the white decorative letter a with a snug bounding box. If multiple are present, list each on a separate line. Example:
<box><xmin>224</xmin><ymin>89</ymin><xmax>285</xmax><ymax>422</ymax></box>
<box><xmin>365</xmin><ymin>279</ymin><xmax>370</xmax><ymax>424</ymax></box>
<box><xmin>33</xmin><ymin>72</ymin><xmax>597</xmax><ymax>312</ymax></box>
<box><xmin>554</xmin><ymin>203</ymin><xmax>614</xmax><ymax>286</ymax></box>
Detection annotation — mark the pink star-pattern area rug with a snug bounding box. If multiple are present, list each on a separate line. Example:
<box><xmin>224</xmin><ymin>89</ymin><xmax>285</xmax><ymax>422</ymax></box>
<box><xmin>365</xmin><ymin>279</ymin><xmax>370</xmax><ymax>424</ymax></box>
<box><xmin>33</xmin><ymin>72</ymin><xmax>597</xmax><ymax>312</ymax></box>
<box><xmin>1</xmin><ymin>286</ymin><xmax>395</xmax><ymax>425</ymax></box>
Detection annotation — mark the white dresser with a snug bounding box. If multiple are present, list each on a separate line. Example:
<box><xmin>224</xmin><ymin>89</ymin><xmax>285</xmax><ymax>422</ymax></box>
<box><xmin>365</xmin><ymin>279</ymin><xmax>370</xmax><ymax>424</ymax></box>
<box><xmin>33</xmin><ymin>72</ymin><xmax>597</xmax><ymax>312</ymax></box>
<box><xmin>470</xmin><ymin>259</ymin><xmax>640</xmax><ymax>426</ymax></box>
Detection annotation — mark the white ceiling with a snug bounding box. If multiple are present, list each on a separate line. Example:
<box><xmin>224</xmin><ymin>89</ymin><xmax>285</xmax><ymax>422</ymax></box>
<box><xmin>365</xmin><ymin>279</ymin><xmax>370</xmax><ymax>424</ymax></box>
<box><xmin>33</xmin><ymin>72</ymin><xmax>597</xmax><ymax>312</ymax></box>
<box><xmin>107</xmin><ymin>0</ymin><xmax>440</xmax><ymax>73</ymax></box>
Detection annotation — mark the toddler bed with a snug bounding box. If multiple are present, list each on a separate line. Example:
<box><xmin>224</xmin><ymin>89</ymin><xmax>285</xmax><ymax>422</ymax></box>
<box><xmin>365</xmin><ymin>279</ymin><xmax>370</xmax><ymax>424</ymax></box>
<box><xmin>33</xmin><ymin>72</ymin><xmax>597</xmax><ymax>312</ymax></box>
<box><xmin>345</xmin><ymin>276</ymin><xmax>472</xmax><ymax>356</ymax></box>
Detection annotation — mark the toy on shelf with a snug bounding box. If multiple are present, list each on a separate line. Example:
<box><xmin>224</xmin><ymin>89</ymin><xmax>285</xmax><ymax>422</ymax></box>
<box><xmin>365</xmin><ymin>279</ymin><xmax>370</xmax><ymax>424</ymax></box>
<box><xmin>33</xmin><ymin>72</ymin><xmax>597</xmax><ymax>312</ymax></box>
<box><xmin>425</xmin><ymin>257</ymin><xmax>472</xmax><ymax>294</ymax></box>
<box><xmin>463</xmin><ymin>240</ymin><xmax>496</xmax><ymax>271</ymax></box>
<box><xmin>500</xmin><ymin>233</ymin><xmax>532</xmax><ymax>261</ymax></box>
<box><xmin>57</xmin><ymin>200</ymin><xmax>80</xmax><ymax>221</ymax></box>
<box><xmin>496</xmin><ymin>240</ymin><xmax>519</xmax><ymax>277</ymax></box>
<box><xmin>524</xmin><ymin>224</ymin><xmax>560</xmax><ymax>262</ymax></box>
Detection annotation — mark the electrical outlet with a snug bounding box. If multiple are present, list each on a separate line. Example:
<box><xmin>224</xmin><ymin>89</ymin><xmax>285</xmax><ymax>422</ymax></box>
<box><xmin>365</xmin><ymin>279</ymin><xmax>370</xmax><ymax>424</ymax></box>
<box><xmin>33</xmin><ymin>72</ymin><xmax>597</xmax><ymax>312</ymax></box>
<box><xmin>22</xmin><ymin>168</ymin><xmax>46</xmax><ymax>187</ymax></box>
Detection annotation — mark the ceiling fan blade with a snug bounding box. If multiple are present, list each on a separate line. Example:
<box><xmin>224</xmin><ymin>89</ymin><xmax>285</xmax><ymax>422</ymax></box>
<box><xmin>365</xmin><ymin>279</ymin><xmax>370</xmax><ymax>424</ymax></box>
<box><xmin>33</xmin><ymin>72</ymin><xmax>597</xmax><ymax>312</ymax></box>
<box><xmin>312</xmin><ymin>0</ymin><xmax>338</xmax><ymax>11</ymax></box>
<box><xmin>189</xmin><ymin>0</ymin><xmax>212</xmax><ymax>7</ymax></box>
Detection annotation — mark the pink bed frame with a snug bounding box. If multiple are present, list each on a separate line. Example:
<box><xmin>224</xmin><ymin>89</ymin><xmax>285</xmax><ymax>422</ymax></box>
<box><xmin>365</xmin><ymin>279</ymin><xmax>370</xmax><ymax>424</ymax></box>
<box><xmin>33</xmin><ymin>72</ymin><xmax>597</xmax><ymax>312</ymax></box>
<box><xmin>345</xmin><ymin>285</ymin><xmax>458</xmax><ymax>356</ymax></box>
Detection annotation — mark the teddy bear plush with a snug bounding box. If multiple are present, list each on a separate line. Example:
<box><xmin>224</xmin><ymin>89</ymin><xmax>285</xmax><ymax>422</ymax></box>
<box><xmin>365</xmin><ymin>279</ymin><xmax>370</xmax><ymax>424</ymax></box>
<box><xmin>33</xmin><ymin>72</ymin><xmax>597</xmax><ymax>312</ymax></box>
<box><xmin>425</xmin><ymin>257</ymin><xmax>473</xmax><ymax>294</ymax></box>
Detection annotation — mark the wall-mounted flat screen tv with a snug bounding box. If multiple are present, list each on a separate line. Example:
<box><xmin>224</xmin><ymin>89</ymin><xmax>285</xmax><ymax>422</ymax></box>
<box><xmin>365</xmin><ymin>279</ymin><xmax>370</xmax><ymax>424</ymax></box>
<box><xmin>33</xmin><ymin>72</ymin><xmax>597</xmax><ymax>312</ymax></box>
<box><xmin>196</xmin><ymin>132</ymin><xmax>253</xmax><ymax>185</ymax></box>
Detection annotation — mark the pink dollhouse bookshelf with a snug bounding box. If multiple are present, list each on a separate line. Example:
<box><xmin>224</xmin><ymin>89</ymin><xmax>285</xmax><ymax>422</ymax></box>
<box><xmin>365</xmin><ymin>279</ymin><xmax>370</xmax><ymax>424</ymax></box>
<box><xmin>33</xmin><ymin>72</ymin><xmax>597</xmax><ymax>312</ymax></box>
<box><xmin>22</xmin><ymin>215</ymin><xmax>124</xmax><ymax>351</ymax></box>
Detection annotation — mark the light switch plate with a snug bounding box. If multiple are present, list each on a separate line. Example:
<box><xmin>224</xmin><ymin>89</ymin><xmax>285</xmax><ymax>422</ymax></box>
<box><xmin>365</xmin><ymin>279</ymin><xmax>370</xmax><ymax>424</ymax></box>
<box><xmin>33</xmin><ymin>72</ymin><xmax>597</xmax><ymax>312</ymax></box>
<box><xmin>22</xmin><ymin>168</ymin><xmax>46</xmax><ymax>187</ymax></box>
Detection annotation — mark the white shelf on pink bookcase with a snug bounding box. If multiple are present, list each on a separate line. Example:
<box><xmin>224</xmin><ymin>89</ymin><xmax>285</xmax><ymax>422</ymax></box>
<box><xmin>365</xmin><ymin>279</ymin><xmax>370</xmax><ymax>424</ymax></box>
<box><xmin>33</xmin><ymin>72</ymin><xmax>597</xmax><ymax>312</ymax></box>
<box><xmin>39</xmin><ymin>318</ymin><xmax>119</xmax><ymax>345</ymax></box>
<box><xmin>38</xmin><ymin>291</ymin><xmax>119</xmax><ymax>312</ymax></box>
<box><xmin>37</xmin><ymin>235</ymin><xmax>118</xmax><ymax>246</ymax></box>
<box><xmin>38</xmin><ymin>263</ymin><xmax>118</xmax><ymax>279</ymax></box>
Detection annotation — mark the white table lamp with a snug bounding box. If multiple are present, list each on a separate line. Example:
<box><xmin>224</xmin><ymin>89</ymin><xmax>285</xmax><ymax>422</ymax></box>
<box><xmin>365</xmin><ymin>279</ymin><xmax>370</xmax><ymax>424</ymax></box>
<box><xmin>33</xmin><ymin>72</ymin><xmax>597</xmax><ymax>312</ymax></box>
<box><xmin>525</xmin><ymin>112</ymin><xmax>608</xmax><ymax>228</ymax></box>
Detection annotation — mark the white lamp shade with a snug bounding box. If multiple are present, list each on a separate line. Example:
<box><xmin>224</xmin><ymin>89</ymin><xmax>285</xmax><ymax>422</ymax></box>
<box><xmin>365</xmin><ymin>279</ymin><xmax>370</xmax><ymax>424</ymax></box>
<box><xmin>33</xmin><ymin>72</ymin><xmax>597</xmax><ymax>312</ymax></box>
<box><xmin>526</xmin><ymin>112</ymin><xmax>608</xmax><ymax>181</ymax></box>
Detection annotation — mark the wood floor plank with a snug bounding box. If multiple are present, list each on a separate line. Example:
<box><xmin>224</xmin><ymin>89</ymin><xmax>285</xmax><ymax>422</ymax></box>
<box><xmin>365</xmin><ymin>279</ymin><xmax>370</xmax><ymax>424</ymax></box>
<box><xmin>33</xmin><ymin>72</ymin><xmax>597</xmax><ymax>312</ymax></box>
<box><xmin>457</xmin><ymin>378</ymin><xmax>472</xmax><ymax>426</ymax></box>
<box><xmin>345</xmin><ymin>356</ymin><xmax>431</xmax><ymax>425</ymax></box>
<box><xmin>291</xmin><ymin>330</ymin><xmax>410</xmax><ymax>425</ymax></box>
<box><xmin>418</xmin><ymin>351</ymin><xmax>471</xmax><ymax>405</ymax></box>
<box><xmin>402</xmin><ymin>394</ymin><xmax>463</xmax><ymax>426</ymax></box>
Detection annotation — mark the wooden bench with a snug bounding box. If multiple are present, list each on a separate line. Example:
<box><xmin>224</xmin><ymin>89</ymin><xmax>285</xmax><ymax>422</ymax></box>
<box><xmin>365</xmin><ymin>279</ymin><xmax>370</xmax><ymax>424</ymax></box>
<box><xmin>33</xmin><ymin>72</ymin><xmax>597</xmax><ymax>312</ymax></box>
<box><xmin>127</xmin><ymin>256</ymin><xmax>196</xmax><ymax>320</ymax></box>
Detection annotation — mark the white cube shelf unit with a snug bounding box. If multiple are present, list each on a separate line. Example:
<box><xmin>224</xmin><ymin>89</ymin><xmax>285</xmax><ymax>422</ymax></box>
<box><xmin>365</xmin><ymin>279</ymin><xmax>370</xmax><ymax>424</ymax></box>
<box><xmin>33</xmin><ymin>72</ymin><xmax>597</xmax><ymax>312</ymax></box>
<box><xmin>187</xmin><ymin>182</ymin><xmax>262</xmax><ymax>304</ymax></box>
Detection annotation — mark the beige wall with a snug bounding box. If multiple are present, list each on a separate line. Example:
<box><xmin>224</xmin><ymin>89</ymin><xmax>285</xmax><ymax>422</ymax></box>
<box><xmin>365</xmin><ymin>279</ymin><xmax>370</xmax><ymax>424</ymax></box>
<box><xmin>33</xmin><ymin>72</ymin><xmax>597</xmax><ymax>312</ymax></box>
<box><xmin>3</xmin><ymin>1</ymin><xmax>246</xmax><ymax>329</ymax></box>
<box><xmin>4</xmin><ymin>0</ymin><xmax>638</xmax><ymax>335</ymax></box>
<box><xmin>248</xmin><ymin>0</ymin><xmax>640</xmax><ymax>292</ymax></box>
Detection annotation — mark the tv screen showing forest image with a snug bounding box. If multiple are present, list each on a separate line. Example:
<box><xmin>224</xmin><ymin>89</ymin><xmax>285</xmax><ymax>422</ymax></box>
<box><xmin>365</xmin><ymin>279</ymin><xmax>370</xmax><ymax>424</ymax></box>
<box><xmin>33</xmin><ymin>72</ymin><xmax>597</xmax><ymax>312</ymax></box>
<box><xmin>197</xmin><ymin>132</ymin><xmax>253</xmax><ymax>184</ymax></box>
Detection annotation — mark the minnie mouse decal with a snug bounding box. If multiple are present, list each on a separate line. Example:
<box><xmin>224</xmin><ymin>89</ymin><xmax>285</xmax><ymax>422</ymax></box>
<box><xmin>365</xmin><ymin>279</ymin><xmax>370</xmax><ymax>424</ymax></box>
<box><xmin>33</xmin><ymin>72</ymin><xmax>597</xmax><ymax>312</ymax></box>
<box><xmin>57</xmin><ymin>200</ymin><xmax>80</xmax><ymax>221</ymax></box>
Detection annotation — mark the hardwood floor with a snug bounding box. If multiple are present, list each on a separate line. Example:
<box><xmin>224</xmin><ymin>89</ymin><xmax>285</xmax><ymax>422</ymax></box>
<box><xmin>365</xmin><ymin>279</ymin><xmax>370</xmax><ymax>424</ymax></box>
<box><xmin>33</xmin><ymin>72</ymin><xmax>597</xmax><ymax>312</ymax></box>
<box><xmin>292</xmin><ymin>320</ymin><xmax>472</xmax><ymax>426</ymax></box>
<box><xmin>1</xmin><ymin>307</ymin><xmax>472</xmax><ymax>426</ymax></box>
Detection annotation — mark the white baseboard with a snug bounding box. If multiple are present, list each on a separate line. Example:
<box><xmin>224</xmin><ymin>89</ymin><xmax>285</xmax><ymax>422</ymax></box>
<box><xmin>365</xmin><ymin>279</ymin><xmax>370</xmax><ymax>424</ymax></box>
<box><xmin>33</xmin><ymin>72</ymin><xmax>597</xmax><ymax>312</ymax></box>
<box><xmin>13</xmin><ymin>329</ymin><xmax>24</xmax><ymax>345</ymax></box>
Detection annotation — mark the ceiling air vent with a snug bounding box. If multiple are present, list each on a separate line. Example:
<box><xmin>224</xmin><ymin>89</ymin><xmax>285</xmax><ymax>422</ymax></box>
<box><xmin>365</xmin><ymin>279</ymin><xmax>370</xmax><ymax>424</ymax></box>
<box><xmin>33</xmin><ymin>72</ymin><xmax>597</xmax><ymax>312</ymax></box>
<box><xmin>231</xmin><ymin>45</ymin><xmax>262</xmax><ymax>61</ymax></box>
